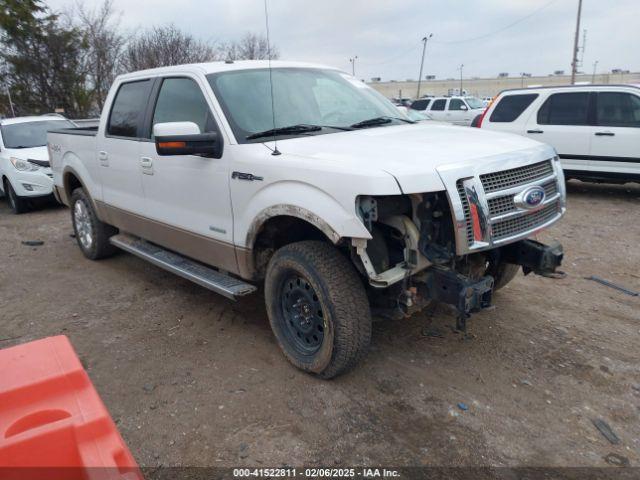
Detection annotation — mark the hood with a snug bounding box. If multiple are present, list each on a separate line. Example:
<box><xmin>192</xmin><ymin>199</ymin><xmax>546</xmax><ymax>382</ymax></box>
<box><xmin>272</xmin><ymin>123</ymin><xmax>555</xmax><ymax>193</ymax></box>
<box><xmin>3</xmin><ymin>145</ymin><xmax>49</xmax><ymax>163</ymax></box>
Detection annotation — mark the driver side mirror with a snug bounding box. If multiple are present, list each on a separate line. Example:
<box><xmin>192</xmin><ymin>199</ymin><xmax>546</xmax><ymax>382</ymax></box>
<box><xmin>460</xmin><ymin>105</ymin><xmax>468</xmax><ymax>111</ymax></box>
<box><xmin>154</xmin><ymin>122</ymin><xmax>223</xmax><ymax>158</ymax></box>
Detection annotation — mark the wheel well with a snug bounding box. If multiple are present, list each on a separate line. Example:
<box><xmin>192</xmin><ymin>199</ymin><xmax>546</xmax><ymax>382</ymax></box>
<box><xmin>64</xmin><ymin>172</ymin><xmax>83</xmax><ymax>198</ymax></box>
<box><xmin>252</xmin><ymin>215</ymin><xmax>333</xmax><ymax>279</ymax></box>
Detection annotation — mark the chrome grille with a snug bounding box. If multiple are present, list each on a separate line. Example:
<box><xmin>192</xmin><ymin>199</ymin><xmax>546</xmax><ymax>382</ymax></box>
<box><xmin>487</xmin><ymin>179</ymin><xmax>558</xmax><ymax>217</ymax></box>
<box><xmin>480</xmin><ymin>160</ymin><xmax>554</xmax><ymax>193</ymax></box>
<box><xmin>492</xmin><ymin>202</ymin><xmax>559</xmax><ymax>241</ymax></box>
<box><xmin>456</xmin><ymin>180</ymin><xmax>474</xmax><ymax>246</ymax></box>
<box><xmin>488</xmin><ymin>194</ymin><xmax>515</xmax><ymax>216</ymax></box>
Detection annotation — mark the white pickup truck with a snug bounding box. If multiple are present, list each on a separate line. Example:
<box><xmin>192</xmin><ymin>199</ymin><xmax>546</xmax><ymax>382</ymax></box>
<box><xmin>48</xmin><ymin>61</ymin><xmax>566</xmax><ymax>378</ymax></box>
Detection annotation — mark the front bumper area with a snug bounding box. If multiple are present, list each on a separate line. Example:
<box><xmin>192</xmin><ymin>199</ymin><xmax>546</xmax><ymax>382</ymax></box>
<box><xmin>5</xmin><ymin>169</ymin><xmax>54</xmax><ymax>197</ymax></box>
<box><xmin>501</xmin><ymin>239</ymin><xmax>564</xmax><ymax>277</ymax></box>
<box><xmin>393</xmin><ymin>238</ymin><xmax>564</xmax><ymax>330</ymax></box>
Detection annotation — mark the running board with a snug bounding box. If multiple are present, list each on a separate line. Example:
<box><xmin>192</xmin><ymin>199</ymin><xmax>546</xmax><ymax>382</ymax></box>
<box><xmin>109</xmin><ymin>233</ymin><xmax>257</xmax><ymax>300</ymax></box>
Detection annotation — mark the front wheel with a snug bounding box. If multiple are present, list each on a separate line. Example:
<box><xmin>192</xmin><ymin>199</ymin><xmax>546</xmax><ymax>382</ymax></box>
<box><xmin>264</xmin><ymin>241</ymin><xmax>372</xmax><ymax>379</ymax></box>
<box><xmin>488</xmin><ymin>262</ymin><xmax>520</xmax><ymax>290</ymax></box>
<box><xmin>4</xmin><ymin>179</ymin><xmax>29</xmax><ymax>214</ymax></box>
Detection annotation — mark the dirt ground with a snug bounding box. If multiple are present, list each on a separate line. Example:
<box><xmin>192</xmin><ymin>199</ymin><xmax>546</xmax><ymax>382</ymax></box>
<box><xmin>1</xmin><ymin>180</ymin><xmax>639</xmax><ymax>469</ymax></box>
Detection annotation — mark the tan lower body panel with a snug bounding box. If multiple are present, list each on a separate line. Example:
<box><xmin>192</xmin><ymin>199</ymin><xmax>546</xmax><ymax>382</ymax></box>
<box><xmin>96</xmin><ymin>201</ymin><xmax>251</xmax><ymax>278</ymax></box>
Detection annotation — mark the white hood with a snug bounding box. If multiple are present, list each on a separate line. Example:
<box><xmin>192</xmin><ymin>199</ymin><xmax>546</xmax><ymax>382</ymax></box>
<box><xmin>3</xmin><ymin>145</ymin><xmax>49</xmax><ymax>163</ymax></box>
<box><xmin>271</xmin><ymin>123</ymin><xmax>555</xmax><ymax>193</ymax></box>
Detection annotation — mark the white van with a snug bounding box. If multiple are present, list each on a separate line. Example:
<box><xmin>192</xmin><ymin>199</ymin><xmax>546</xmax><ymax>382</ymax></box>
<box><xmin>477</xmin><ymin>85</ymin><xmax>640</xmax><ymax>184</ymax></box>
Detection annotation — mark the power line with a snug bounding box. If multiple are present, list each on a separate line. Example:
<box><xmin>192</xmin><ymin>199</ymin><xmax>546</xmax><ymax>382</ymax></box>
<box><xmin>432</xmin><ymin>0</ymin><xmax>559</xmax><ymax>45</ymax></box>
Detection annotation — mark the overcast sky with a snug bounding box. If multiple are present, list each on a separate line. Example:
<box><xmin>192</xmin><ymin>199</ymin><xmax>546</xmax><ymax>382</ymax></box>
<box><xmin>48</xmin><ymin>0</ymin><xmax>639</xmax><ymax>81</ymax></box>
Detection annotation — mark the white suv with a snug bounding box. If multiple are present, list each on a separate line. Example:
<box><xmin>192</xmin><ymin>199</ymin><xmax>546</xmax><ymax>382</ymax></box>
<box><xmin>424</xmin><ymin>96</ymin><xmax>485</xmax><ymax>126</ymax></box>
<box><xmin>477</xmin><ymin>85</ymin><xmax>640</xmax><ymax>184</ymax></box>
<box><xmin>0</xmin><ymin>116</ymin><xmax>76</xmax><ymax>213</ymax></box>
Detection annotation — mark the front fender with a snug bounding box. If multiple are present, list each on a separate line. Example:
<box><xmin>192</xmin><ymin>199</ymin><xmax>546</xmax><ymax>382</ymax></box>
<box><xmin>238</xmin><ymin>180</ymin><xmax>372</xmax><ymax>249</ymax></box>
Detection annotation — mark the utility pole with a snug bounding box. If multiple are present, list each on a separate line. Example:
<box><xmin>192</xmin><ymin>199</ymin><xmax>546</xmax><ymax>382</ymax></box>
<box><xmin>570</xmin><ymin>0</ymin><xmax>583</xmax><ymax>84</ymax></box>
<box><xmin>591</xmin><ymin>60</ymin><xmax>598</xmax><ymax>83</ymax></box>
<box><xmin>349</xmin><ymin>55</ymin><xmax>358</xmax><ymax>77</ymax></box>
<box><xmin>6</xmin><ymin>86</ymin><xmax>15</xmax><ymax>117</ymax></box>
<box><xmin>459</xmin><ymin>64</ymin><xmax>464</xmax><ymax>96</ymax></box>
<box><xmin>416</xmin><ymin>33</ymin><xmax>433</xmax><ymax>98</ymax></box>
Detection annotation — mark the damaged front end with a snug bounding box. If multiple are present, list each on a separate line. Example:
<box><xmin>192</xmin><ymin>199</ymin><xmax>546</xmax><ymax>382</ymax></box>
<box><xmin>353</xmin><ymin>183</ymin><xmax>565</xmax><ymax>330</ymax></box>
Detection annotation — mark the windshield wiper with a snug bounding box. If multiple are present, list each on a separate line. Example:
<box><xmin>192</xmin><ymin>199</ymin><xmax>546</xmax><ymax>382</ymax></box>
<box><xmin>246</xmin><ymin>124</ymin><xmax>321</xmax><ymax>140</ymax></box>
<box><xmin>350</xmin><ymin>116</ymin><xmax>415</xmax><ymax>129</ymax></box>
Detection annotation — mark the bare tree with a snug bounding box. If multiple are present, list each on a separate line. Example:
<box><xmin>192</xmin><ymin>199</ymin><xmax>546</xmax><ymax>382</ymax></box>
<box><xmin>124</xmin><ymin>24</ymin><xmax>219</xmax><ymax>72</ymax></box>
<box><xmin>73</xmin><ymin>0</ymin><xmax>125</xmax><ymax>112</ymax></box>
<box><xmin>222</xmin><ymin>32</ymin><xmax>279</xmax><ymax>61</ymax></box>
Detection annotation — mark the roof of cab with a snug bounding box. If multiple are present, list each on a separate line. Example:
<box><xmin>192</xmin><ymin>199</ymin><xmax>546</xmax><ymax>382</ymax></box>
<box><xmin>0</xmin><ymin>115</ymin><xmax>70</xmax><ymax>126</ymax></box>
<box><xmin>116</xmin><ymin>60</ymin><xmax>342</xmax><ymax>82</ymax></box>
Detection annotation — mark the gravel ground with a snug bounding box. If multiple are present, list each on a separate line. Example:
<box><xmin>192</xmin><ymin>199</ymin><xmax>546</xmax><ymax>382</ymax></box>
<box><xmin>0</xmin><ymin>180</ymin><xmax>639</xmax><ymax>469</ymax></box>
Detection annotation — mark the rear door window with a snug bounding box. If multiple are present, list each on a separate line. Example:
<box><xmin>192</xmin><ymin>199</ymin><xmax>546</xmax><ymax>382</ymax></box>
<box><xmin>410</xmin><ymin>99</ymin><xmax>431</xmax><ymax>110</ymax></box>
<box><xmin>489</xmin><ymin>93</ymin><xmax>538</xmax><ymax>122</ymax></box>
<box><xmin>430</xmin><ymin>99</ymin><xmax>446</xmax><ymax>111</ymax></box>
<box><xmin>596</xmin><ymin>92</ymin><xmax>640</xmax><ymax>128</ymax></box>
<box><xmin>107</xmin><ymin>80</ymin><xmax>152</xmax><ymax>138</ymax></box>
<box><xmin>448</xmin><ymin>98</ymin><xmax>466</xmax><ymax>111</ymax></box>
<box><xmin>537</xmin><ymin>92</ymin><xmax>590</xmax><ymax>126</ymax></box>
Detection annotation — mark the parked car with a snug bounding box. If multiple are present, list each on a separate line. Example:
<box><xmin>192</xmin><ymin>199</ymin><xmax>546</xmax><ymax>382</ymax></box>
<box><xmin>424</xmin><ymin>96</ymin><xmax>485</xmax><ymax>126</ymax></box>
<box><xmin>48</xmin><ymin>61</ymin><xmax>565</xmax><ymax>378</ymax></box>
<box><xmin>0</xmin><ymin>115</ymin><xmax>75</xmax><ymax>213</ymax></box>
<box><xmin>476</xmin><ymin>84</ymin><xmax>640</xmax><ymax>184</ymax></box>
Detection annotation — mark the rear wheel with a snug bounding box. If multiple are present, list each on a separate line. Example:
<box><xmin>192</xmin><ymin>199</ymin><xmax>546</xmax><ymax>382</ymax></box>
<box><xmin>70</xmin><ymin>188</ymin><xmax>118</xmax><ymax>260</ymax></box>
<box><xmin>4</xmin><ymin>179</ymin><xmax>29</xmax><ymax>214</ymax></box>
<box><xmin>265</xmin><ymin>241</ymin><xmax>372</xmax><ymax>379</ymax></box>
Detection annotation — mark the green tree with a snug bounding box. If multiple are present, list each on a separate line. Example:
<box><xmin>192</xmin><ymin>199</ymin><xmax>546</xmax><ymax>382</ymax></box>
<box><xmin>0</xmin><ymin>0</ymin><xmax>91</xmax><ymax>117</ymax></box>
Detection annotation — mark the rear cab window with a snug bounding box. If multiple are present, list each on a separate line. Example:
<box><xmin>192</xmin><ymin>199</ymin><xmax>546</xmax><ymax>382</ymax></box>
<box><xmin>489</xmin><ymin>94</ymin><xmax>538</xmax><ymax>122</ymax></box>
<box><xmin>107</xmin><ymin>80</ymin><xmax>153</xmax><ymax>138</ymax></box>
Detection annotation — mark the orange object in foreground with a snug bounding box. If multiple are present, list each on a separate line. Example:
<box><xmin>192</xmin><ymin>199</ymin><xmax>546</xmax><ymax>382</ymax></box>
<box><xmin>0</xmin><ymin>336</ymin><xmax>142</xmax><ymax>480</ymax></box>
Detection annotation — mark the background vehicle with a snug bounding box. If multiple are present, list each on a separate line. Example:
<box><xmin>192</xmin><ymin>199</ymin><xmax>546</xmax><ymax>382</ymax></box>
<box><xmin>49</xmin><ymin>61</ymin><xmax>565</xmax><ymax>378</ymax></box>
<box><xmin>425</xmin><ymin>96</ymin><xmax>485</xmax><ymax>126</ymax></box>
<box><xmin>477</xmin><ymin>84</ymin><xmax>640</xmax><ymax>184</ymax></box>
<box><xmin>0</xmin><ymin>116</ymin><xmax>75</xmax><ymax>213</ymax></box>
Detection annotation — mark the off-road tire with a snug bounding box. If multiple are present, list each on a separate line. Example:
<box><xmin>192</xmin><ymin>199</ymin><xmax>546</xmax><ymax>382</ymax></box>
<box><xmin>4</xmin><ymin>178</ymin><xmax>29</xmax><ymax>214</ymax></box>
<box><xmin>490</xmin><ymin>262</ymin><xmax>520</xmax><ymax>291</ymax></box>
<box><xmin>70</xmin><ymin>188</ymin><xmax>118</xmax><ymax>260</ymax></box>
<box><xmin>265</xmin><ymin>241</ymin><xmax>372</xmax><ymax>379</ymax></box>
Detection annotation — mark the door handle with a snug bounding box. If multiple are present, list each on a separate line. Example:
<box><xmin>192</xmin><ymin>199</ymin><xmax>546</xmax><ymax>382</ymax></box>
<box><xmin>140</xmin><ymin>157</ymin><xmax>154</xmax><ymax>175</ymax></box>
<box><xmin>595</xmin><ymin>131</ymin><xmax>615</xmax><ymax>136</ymax></box>
<box><xmin>527</xmin><ymin>129</ymin><xmax>544</xmax><ymax>134</ymax></box>
<box><xmin>98</xmin><ymin>151</ymin><xmax>109</xmax><ymax>166</ymax></box>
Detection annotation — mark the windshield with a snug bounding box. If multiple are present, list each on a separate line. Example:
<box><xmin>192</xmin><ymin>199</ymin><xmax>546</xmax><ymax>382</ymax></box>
<box><xmin>465</xmin><ymin>97</ymin><xmax>485</xmax><ymax>109</ymax></box>
<box><xmin>207</xmin><ymin>68</ymin><xmax>404</xmax><ymax>143</ymax></box>
<box><xmin>0</xmin><ymin>120</ymin><xmax>74</xmax><ymax>148</ymax></box>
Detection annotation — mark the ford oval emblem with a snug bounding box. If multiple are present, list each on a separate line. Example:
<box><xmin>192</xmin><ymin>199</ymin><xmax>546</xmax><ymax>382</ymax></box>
<box><xmin>515</xmin><ymin>186</ymin><xmax>546</xmax><ymax>210</ymax></box>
